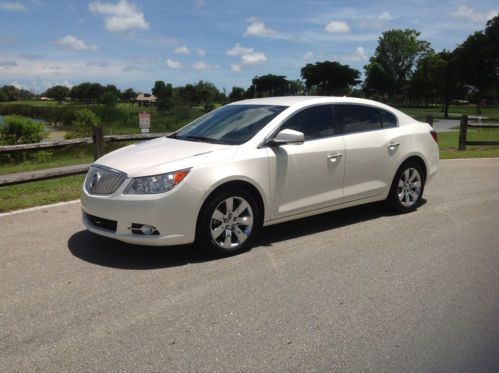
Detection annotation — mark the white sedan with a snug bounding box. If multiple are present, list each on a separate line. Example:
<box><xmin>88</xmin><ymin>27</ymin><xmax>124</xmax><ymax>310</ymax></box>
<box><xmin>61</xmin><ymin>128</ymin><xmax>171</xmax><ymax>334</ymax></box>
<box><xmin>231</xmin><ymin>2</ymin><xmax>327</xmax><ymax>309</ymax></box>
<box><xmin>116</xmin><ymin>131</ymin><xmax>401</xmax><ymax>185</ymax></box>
<box><xmin>81</xmin><ymin>96</ymin><xmax>438</xmax><ymax>256</ymax></box>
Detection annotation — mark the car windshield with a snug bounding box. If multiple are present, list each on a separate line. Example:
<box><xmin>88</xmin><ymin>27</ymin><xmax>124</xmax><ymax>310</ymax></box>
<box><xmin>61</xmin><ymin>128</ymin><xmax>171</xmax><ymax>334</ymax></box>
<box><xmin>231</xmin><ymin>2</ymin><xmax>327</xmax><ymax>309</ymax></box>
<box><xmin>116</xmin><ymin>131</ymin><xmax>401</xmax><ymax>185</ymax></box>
<box><xmin>171</xmin><ymin>104</ymin><xmax>287</xmax><ymax>145</ymax></box>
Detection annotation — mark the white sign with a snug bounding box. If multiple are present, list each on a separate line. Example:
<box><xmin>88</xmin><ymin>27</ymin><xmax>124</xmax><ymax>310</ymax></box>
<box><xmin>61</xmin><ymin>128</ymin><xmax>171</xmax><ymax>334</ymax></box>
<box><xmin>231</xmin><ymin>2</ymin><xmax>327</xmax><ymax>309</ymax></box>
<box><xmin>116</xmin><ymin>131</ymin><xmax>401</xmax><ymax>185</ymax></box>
<box><xmin>139</xmin><ymin>112</ymin><xmax>150</xmax><ymax>130</ymax></box>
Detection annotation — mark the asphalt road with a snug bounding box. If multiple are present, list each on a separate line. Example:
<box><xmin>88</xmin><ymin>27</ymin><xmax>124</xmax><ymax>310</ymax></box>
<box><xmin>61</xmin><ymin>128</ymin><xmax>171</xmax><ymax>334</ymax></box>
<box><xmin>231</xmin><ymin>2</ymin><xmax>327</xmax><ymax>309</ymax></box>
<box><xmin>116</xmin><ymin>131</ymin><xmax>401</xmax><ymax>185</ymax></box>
<box><xmin>1</xmin><ymin>159</ymin><xmax>498</xmax><ymax>372</ymax></box>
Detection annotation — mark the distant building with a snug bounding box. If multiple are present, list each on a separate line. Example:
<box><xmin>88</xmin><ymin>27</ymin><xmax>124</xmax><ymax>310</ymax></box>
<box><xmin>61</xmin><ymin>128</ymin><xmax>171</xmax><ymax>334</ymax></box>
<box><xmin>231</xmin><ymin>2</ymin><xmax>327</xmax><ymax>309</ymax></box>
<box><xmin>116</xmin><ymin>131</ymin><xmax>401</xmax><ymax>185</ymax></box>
<box><xmin>136</xmin><ymin>93</ymin><xmax>156</xmax><ymax>107</ymax></box>
<box><xmin>40</xmin><ymin>97</ymin><xmax>53</xmax><ymax>101</ymax></box>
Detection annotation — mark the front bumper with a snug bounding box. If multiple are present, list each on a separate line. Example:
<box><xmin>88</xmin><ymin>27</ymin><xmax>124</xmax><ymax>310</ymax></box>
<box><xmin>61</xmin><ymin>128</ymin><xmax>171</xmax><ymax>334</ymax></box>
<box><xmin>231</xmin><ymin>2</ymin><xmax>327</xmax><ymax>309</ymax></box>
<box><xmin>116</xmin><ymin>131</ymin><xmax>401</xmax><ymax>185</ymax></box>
<box><xmin>80</xmin><ymin>179</ymin><xmax>208</xmax><ymax>246</ymax></box>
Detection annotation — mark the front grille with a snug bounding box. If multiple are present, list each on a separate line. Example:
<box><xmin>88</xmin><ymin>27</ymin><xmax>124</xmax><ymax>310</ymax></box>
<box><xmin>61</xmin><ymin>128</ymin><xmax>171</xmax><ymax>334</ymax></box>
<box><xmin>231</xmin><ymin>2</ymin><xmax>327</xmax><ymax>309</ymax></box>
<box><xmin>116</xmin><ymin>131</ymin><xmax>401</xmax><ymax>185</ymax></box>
<box><xmin>85</xmin><ymin>165</ymin><xmax>127</xmax><ymax>195</ymax></box>
<box><xmin>86</xmin><ymin>213</ymin><xmax>117</xmax><ymax>232</ymax></box>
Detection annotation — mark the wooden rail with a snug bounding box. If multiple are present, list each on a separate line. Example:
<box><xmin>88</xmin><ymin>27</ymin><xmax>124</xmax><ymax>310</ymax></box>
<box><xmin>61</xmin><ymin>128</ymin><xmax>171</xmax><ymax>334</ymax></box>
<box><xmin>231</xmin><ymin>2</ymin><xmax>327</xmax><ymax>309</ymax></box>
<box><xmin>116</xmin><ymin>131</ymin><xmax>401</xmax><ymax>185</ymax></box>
<box><xmin>0</xmin><ymin>127</ymin><xmax>170</xmax><ymax>187</ymax></box>
<box><xmin>458</xmin><ymin>115</ymin><xmax>499</xmax><ymax>151</ymax></box>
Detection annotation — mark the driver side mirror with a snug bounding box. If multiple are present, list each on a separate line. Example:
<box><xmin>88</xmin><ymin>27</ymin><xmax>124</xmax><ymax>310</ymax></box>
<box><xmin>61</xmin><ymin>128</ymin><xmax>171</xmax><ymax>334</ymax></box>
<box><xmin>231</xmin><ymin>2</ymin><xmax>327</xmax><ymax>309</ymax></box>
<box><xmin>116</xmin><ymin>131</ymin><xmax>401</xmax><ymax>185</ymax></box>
<box><xmin>267</xmin><ymin>129</ymin><xmax>304</xmax><ymax>146</ymax></box>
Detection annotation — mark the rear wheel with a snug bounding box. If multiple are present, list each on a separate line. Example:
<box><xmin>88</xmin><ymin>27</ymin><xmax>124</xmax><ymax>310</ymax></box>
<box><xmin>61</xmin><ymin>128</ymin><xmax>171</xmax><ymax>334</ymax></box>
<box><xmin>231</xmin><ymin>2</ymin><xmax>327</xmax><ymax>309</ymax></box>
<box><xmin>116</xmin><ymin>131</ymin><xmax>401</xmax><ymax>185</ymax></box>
<box><xmin>386</xmin><ymin>162</ymin><xmax>425</xmax><ymax>213</ymax></box>
<box><xmin>196</xmin><ymin>189</ymin><xmax>261</xmax><ymax>256</ymax></box>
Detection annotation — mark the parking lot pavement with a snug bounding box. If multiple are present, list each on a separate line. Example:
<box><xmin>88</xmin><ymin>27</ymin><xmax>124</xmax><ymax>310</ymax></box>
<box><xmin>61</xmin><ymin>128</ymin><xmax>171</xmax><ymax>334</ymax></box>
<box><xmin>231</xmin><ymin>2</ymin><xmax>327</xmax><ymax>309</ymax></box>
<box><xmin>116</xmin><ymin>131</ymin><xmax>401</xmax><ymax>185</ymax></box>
<box><xmin>1</xmin><ymin>158</ymin><xmax>498</xmax><ymax>372</ymax></box>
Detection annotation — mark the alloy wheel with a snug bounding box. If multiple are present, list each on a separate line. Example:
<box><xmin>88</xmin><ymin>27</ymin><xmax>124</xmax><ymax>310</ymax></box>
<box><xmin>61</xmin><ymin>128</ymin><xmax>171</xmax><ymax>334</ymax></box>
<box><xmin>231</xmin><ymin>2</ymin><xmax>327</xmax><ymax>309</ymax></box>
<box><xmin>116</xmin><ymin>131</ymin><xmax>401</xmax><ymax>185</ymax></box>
<box><xmin>210</xmin><ymin>196</ymin><xmax>254</xmax><ymax>249</ymax></box>
<box><xmin>397</xmin><ymin>167</ymin><xmax>422</xmax><ymax>208</ymax></box>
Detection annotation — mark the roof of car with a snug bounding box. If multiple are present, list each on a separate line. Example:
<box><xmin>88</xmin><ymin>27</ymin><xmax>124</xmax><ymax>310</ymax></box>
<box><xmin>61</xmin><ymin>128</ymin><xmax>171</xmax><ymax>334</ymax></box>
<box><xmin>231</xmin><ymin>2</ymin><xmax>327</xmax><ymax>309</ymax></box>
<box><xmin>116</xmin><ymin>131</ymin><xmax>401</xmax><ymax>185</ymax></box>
<box><xmin>231</xmin><ymin>96</ymin><xmax>415</xmax><ymax>123</ymax></box>
<box><xmin>233</xmin><ymin>96</ymin><xmax>388</xmax><ymax>107</ymax></box>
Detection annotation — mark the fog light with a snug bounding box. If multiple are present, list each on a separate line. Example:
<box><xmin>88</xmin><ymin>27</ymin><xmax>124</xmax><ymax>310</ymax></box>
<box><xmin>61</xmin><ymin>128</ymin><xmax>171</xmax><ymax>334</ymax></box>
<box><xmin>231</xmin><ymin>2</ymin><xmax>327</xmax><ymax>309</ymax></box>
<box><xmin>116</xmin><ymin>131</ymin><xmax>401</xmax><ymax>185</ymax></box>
<box><xmin>140</xmin><ymin>225</ymin><xmax>156</xmax><ymax>235</ymax></box>
<box><xmin>131</xmin><ymin>223</ymin><xmax>159</xmax><ymax>235</ymax></box>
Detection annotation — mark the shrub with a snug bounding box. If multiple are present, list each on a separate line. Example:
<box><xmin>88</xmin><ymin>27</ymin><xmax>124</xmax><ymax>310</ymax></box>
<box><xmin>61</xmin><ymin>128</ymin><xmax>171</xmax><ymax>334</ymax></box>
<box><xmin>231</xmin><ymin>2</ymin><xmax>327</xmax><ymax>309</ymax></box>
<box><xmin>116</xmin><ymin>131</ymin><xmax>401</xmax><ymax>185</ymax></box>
<box><xmin>66</xmin><ymin>109</ymin><xmax>101</xmax><ymax>138</ymax></box>
<box><xmin>0</xmin><ymin>115</ymin><xmax>45</xmax><ymax>145</ymax></box>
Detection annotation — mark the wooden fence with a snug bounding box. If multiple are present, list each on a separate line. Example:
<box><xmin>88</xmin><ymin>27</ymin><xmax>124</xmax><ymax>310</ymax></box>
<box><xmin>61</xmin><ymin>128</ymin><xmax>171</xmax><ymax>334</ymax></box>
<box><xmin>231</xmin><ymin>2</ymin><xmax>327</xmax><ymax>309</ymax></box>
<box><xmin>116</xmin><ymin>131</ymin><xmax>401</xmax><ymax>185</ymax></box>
<box><xmin>458</xmin><ymin>115</ymin><xmax>499</xmax><ymax>151</ymax></box>
<box><xmin>0</xmin><ymin>126</ymin><xmax>169</xmax><ymax>187</ymax></box>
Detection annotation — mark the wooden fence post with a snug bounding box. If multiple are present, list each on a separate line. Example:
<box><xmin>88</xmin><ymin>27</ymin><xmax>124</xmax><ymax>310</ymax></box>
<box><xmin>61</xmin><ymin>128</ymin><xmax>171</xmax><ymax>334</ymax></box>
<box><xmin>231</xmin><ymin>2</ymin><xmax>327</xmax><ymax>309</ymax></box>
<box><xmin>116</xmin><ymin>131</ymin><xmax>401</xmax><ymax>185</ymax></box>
<box><xmin>425</xmin><ymin>114</ymin><xmax>434</xmax><ymax>127</ymax></box>
<box><xmin>92</xmin><ymin>125</ymin><xmax>104</xmax><ymax>160</ymax></box>
<box><xmin>458</xmin><ymin>115</ymin><xmax>468</xmax><ymax>151</ymax></box>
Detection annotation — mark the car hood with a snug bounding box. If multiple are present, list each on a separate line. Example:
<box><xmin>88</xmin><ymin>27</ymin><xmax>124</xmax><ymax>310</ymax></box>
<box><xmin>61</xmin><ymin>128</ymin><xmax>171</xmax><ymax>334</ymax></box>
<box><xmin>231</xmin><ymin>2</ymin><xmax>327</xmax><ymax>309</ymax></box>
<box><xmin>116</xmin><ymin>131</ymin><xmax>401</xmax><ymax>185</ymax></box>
<box><xmin>94</xmin><ymin>136</ymin><xmax>235</xmax><ymax>177</ymax></box>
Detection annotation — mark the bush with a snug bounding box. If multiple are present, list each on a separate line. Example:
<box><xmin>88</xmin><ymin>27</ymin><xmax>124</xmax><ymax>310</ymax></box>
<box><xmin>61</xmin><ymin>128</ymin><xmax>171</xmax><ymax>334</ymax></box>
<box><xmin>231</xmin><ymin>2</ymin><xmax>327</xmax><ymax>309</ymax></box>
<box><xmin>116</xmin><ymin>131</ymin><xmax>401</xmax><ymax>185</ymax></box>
<box><xmin>0</xmin><ymin>115</ymin><xmax>45</xmax><ymax>145</ymax></box>
<box><xmin>66</xmin><ymin>109</ymin><xmax>101</xmax><ymax>138</ymax></box>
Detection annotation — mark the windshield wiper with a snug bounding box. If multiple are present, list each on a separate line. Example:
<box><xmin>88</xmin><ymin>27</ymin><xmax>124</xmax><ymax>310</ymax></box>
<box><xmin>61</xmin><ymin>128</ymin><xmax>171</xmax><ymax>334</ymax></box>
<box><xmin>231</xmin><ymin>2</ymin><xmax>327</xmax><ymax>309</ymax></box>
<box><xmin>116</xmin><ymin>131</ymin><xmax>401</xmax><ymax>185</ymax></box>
<box><xmin>178</xmin><ymin>135</ymin><xmax>226</xmax><ymax>144</ymax></box>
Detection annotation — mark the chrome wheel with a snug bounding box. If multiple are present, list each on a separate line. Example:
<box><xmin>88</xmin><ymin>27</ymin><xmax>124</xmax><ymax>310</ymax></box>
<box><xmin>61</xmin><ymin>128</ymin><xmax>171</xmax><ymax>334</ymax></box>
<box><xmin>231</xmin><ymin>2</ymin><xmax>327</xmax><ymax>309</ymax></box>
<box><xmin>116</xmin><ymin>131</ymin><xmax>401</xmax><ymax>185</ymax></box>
<box><xmin>210</xmin><ymin>196</ymin><xmax>254</xmax><ymax>249</ymax></box>
<box><xmin>397</xmin><ymin>167</ymin><xmax>422</xmax><ymax>208</ymax></box>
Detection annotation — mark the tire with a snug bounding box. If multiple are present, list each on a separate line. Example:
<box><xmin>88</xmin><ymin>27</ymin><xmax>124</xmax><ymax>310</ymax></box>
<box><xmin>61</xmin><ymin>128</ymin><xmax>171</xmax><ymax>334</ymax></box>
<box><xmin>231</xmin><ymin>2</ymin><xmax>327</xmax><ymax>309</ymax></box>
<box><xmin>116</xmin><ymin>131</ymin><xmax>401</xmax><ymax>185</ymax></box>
<box><xmin>386</xmin><ymin>161</ymin><xmax>425</xmax><ymax>213</ymax></box>
<box><xmin>196</xmin><ymin>189</ymin><xmax>261</xmax><ymax>257</ymax></box>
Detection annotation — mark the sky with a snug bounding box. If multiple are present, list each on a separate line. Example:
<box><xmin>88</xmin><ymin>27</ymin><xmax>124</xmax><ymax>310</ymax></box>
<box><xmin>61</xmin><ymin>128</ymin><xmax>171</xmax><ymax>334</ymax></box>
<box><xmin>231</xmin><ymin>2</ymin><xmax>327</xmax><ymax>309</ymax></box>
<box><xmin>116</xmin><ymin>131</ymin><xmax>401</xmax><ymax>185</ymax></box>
<box><xmin>0</xmin><ymin>0</ymin><xmax>498</xmax><ymax>93</ymax></box>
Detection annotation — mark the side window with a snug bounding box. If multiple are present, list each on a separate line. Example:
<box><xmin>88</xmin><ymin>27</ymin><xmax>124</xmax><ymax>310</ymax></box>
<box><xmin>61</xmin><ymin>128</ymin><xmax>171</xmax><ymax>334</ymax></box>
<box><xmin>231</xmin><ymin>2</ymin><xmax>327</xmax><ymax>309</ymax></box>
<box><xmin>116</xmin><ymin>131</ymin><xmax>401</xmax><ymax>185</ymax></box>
<box><xmin>280</xmin><ymin>105</ymin><xmax>334</xmax><ymax>140</ymax></box>
<box><xmin>336</xmin><ymin>104</ymin><xmax>382</xmax><ymax>134</ymax></box>
<box><xmin>379</xmin><ymin>109</ymin><xmax>397</xmax><ymax>128</ymax></box>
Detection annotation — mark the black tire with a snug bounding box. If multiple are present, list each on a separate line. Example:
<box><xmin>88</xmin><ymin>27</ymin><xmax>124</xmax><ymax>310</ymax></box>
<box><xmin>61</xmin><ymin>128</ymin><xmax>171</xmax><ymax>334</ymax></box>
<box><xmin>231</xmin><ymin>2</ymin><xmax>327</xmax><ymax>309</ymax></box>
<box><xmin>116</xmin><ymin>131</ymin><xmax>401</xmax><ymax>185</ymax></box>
<box><xmin>195</xmin><ymin>188</ymin><xmax>261</xmax><ymax>257</ymax></box>
<box><xmin>386</xmin><ymin>161</ymin><xmax>425</xmax><ymax>213</ymax></box>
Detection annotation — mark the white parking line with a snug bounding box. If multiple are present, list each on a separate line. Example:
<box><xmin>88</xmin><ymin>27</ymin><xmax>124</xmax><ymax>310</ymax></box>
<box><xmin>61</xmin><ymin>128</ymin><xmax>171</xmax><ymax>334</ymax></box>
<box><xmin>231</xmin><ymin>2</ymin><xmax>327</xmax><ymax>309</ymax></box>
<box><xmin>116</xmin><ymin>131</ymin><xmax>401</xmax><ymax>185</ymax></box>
<box><xmin>0</xmin><ymin>199</ymin><xmax>80</xmax><ymax>218</ymax></box>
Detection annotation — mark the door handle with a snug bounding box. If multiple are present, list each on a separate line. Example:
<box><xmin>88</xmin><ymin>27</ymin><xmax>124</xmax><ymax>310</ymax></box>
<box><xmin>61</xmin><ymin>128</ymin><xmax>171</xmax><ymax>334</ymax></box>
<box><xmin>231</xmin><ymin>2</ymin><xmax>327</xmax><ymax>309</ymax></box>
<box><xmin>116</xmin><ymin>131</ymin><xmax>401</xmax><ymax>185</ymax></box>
<box><xmin>388</xmin><ymin>143</ymin><xmax>400</xmax><ymax>149</ymax></box>
<box><xmin>327</xmin><ymin>153</ymin><xmax>343</xmax><ymax>162</ymax></box>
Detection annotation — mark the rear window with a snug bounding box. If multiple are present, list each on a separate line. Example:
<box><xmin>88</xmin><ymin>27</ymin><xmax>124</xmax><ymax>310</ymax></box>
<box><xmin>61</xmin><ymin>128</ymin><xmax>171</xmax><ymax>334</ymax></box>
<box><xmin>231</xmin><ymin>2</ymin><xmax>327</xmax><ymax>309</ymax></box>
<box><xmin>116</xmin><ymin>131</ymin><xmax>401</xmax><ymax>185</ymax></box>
<box><xmin>336</xmin><ymin>104</ymin><xmax>382</xmax><ymax>134</ymax></box>
<box><xmin>379</xmin><ymin>109</ymin><xmax>398</xmax><ymax>128</ymax></box>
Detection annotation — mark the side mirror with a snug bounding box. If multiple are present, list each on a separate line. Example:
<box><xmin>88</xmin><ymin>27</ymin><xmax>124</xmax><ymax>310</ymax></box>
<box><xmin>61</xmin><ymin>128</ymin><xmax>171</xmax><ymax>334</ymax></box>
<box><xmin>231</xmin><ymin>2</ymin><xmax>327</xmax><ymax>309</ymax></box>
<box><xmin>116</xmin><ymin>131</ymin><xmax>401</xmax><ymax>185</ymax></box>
<box><xmin>267</xmin><ymin>129</ymin><xmax>304</xmax><ymax>146</ymax></box>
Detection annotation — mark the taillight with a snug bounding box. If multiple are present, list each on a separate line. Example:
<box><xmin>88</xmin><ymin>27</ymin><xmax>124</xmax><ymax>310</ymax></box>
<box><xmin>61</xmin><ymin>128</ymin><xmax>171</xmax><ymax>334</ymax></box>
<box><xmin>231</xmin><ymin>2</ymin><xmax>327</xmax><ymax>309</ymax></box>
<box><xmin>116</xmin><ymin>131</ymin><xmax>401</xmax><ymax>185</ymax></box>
<box><xmin>430</xmin><ymin>129</ymin><xmax>438</xmax><ymax>143</ymax></box>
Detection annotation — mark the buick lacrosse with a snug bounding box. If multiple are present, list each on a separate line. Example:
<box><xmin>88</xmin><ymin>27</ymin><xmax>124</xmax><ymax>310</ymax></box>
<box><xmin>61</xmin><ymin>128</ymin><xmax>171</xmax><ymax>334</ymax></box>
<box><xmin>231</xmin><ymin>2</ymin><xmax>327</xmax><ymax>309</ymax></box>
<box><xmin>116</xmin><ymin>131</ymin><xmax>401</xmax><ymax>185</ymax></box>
<box><xmin>81</xmin><ymin>96</ymin><xmax>438</xmax><ymax>255</ymax></box>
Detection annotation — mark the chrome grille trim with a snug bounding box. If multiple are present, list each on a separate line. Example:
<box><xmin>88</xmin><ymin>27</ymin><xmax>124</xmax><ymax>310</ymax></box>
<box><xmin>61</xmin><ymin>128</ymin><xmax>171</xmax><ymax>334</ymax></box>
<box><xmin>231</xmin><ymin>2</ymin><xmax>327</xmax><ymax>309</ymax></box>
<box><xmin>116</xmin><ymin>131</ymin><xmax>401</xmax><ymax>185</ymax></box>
<box><xmin>84</xmin><ymin>165</ymin><xmax>127</xmax><ymax>195</ymax></box>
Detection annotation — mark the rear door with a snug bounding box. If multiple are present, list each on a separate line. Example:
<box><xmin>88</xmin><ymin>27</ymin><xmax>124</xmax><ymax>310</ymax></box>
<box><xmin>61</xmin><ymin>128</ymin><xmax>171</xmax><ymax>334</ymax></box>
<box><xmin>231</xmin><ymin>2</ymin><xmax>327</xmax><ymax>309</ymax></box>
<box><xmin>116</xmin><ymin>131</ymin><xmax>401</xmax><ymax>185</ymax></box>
<box><xmin>267</xmin><ymin>104</ymin><xmax>345</xmax><ymax>219</ymax></box>
<box><xmin>335</xmin><ymin>104</ymin><xmax>402</xmax><ymax>202</ymax></box>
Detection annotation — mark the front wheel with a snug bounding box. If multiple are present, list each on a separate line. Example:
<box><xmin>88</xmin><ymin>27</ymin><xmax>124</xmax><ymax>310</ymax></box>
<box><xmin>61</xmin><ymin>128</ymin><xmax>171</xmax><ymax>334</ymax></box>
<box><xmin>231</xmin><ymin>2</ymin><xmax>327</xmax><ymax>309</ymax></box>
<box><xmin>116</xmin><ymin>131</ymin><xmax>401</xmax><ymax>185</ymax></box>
<box><xmin>196</xmin><ymin>189</ymin><xmax>261</xmax><ymax>256</ymax></box>
<box><xmin>386</xmin><ymin>162</ymin><xmax>425</xmax><ymax>213</ymax></box>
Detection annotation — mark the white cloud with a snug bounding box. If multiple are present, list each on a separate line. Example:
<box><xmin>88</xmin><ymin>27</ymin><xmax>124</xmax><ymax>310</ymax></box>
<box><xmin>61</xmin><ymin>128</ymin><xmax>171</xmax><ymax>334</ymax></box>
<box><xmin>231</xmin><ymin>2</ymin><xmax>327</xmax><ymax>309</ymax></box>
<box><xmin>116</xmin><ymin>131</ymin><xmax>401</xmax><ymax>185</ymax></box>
<box><xmin>231</xmin><ymin>64</ymin><xmax>241</xmax><ymax>72</ymax></box>
<box><xmin>174</xmin><ymin>45</ymin><xmax>190</xmax><ymax>55</ymax></box>
<box><xmin>453</xmin><ymin>4</ymin><xmax>498</xmax><ymax>23</ymax></box>
<box><xmin>340</xmin><ymin>46</ymin><xmax>368</xmax><ymax>62</ymax></box>
<box><xmin>325</xmin><ymin>21</ymin><xmax>350</xmax><ymax>33</ymax></box>
<box><xmin>20</xmin><ymin>53</ymin><xmax>43</xmax><ymax>60</ymax></box>
<box><xmin>194</xmin><ymin>0</ymin><xmax>205</xmax><ymax>8</ymax></box>
<box><xmin>358</xmin><ymin>11</ymin><xmax>394</xmax><ymax>28</ymax></box>
<box><xmin>192</xmin><ymin>61</ymin><xmax>208</xmax><ymax>70</ymax></box>
<box><xmin>244</xmin><ymin>21</ymin><xmax>276</xmax><ymax>37</ymax></box>
<box><xmin>303</xmin><ymin>51</ymin><xmax>314</xmax><ymax>60</ymax></box>
<box><xmin>197</xmin><ymin>48</ymin><xmax>206</xmax><ymax>56</ymax></box>
<box><xmin>86</xmin><ymin>60</ymin><xmax>109</xmax><ymax>68</ymax></box>
<box><xmin>226</xmin><ymin>43</ymin><xmax>254</xmax><ymax>56</ymax></box>
<box><xmin>378</xmin><ymin>11</ymin><xmax>393</xmax><ymax>21</ymax></box>
<box><xmin>241</xmin><ymin>52</ymin><xmax>267</xmax><ymax>65</ymax></box>
<box><xmin>0</xmin><ymin>1</ymin><xmax>25</xmax><ymax>11</ymax></box>
<box><xmin>55</xmin><ymin>35</ymin><xmax>98</xmax><ymax>51</ymax></box>
<box><xmin>166</xmin><ymin>58</ymin><xmax>183</xmax><ymax>69</ymax></box>
<box><xmin>89</xmin><ymin>0</ymin><xmax>150</xmax><ymax>32</ymax></box>
<box><xmin>0</xmin><ymin>60</ymin><xmax>17</xmax><ymax>67</ymax></box>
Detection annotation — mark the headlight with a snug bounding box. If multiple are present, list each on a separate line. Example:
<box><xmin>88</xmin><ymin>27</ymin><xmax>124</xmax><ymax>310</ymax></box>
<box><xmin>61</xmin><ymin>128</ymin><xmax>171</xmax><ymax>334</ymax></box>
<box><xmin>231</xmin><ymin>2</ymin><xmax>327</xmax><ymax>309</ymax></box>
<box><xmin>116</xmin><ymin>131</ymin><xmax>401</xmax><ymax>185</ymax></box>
<box><xmin>124</xmin><ymin>168</ymin><xmax>191</xmax><ymax>194</ymax></box>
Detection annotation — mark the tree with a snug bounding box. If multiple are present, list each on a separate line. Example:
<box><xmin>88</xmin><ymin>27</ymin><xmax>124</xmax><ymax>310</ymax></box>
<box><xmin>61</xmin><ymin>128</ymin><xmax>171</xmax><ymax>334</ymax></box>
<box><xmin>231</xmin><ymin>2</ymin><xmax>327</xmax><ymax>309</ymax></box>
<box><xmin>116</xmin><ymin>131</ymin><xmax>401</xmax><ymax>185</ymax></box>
<box><xmin>152</xmin><ymin>81</ymin><xmax>173</xmax><ymax>113</ymax></box>
<box><xmin>67</xmin><ymin>109</ymin><xmax>101</xmax><ymax>138</ymax></box>
<box><xmin>100</xmin><ymin>91</ymin><xmax>118</xmax><ymax>107</ymax></box>
<box><xmin>454</xmin><ymin>31</ymin><xmax>496</xmax><ymax>113</ymax></box>
<box><xmin>364</xmin><ymin>29</ymin><xmax>431</xmax><ymax>100</ymax></box>
<box><xmin>288</xmin><ymin>80</ymin><xmax>305</xmax><ymax>95</ymax></box>
<box><xmin>121</xmin><ymin>88</ymin><xmax>137</xmax><ymax>104</ymax></box>
<box><xmin>229</xmin><ymin>87</ymin><xmax>245</xmax><ymax>102</ymax></box>
<box><xmin>0</xmin><ymin>115</ymin><xmax>44</xmax><ymax>145</ymax></box>
<box><xmin>44</xmin><ymin>85</ymin><xmax>70</xmax><ymax>101</ymax></box>
<box><xmin>252</xmin><ymin>74</ymin><xmax>289</xmax><ymax>97</ymax></box>
<box><xmin>301</xmin><ymin>61</ymin><xmax>360</xmax><ymax>95</ymax></box>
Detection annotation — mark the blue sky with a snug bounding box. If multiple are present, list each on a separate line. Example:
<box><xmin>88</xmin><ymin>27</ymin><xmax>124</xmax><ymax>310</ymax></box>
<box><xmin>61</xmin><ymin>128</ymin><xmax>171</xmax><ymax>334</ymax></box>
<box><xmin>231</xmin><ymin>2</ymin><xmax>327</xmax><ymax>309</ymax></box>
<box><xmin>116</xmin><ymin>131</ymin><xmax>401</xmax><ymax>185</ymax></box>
<box><xmin>0</xmin><ymin>0</ymin><xmax>497</xmax><ymax>93</ymax></box>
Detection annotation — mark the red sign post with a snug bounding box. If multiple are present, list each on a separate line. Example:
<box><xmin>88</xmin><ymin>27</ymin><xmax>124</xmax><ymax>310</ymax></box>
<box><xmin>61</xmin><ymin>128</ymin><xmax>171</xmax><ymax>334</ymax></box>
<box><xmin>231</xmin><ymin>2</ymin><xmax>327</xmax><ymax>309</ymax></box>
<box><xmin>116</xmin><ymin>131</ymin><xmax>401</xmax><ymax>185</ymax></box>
<box><xmin>139</xmin><ymin>112</ymin><xmax>150</xmax><ymax>133</ymax></box>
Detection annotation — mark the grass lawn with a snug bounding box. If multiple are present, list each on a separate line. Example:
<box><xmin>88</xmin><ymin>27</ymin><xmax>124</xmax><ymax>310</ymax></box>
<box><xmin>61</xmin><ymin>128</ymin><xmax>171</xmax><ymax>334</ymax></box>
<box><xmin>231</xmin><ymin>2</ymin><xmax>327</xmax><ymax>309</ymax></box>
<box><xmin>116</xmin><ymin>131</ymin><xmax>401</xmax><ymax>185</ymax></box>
<box><xmin>0</xmin><ymin>175</ymin><xmax>84</xmax><ymax>212</ymax></box>
<box><xmin>438</xmin><ymin>128</ymin><xmax>499</xmax><ymax>159</ymax></box>
<box><xmin>398</xmin><ymin>105</ymin><xmax>499</xmax><ymax>122</ymax></box>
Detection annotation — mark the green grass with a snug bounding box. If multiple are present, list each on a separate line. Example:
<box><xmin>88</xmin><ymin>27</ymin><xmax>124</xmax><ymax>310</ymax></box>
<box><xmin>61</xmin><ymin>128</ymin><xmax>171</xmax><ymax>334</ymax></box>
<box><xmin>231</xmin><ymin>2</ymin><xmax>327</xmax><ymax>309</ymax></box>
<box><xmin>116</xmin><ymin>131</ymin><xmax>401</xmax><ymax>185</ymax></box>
<box><xmin>0</xmin><ymin>175</ymin><xmax>84</xmax><ymax>212</ymax></box>
<box><xmin>438</xmin><ymin>128</ymin><xmax>499</xmax><ymax>159</ymax></box>
<box><xmin>398</xmin><ymin>105</ymin><xmax>499</xmax><ymax>122</ymax></box>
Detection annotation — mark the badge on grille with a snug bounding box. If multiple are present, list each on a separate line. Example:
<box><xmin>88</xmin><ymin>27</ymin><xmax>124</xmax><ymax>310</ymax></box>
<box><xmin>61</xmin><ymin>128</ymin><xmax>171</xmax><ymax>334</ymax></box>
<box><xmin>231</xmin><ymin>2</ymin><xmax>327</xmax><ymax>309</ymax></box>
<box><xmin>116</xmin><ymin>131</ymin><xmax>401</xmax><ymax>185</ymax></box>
<box><xmin>89</xmin><ymin>171</ymin><xmax>102</xmax><ymax>192</ymax></box>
